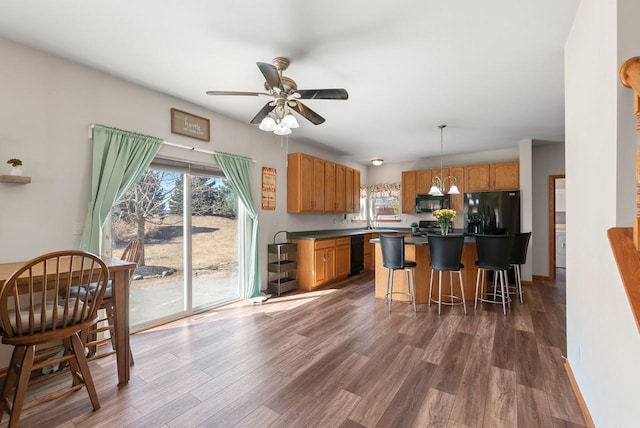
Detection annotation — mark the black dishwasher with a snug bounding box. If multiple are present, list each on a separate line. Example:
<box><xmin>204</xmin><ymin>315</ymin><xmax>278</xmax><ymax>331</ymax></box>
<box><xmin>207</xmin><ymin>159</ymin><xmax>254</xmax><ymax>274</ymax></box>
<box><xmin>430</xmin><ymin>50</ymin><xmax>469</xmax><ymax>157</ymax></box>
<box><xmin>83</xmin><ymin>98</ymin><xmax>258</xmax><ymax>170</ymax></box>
<box><xmin>350</xmin><ymin>235</ymin><xmax>364</xmax><ymax>275</ymax></box>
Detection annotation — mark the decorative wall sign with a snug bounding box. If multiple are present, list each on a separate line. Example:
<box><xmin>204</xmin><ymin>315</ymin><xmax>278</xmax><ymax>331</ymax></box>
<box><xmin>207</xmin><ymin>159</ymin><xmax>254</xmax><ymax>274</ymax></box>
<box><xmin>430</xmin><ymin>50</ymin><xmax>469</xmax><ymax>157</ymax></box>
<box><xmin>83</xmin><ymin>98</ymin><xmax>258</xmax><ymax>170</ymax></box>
<box><xmin>262</xmin><ymin>167</ymin><xmax>277</xmax><ymax>210</ymax></box>
<box><xmin>170</xmin><ymin>108</ymin><xmax>210</xmax><ymax>141</ymax></box>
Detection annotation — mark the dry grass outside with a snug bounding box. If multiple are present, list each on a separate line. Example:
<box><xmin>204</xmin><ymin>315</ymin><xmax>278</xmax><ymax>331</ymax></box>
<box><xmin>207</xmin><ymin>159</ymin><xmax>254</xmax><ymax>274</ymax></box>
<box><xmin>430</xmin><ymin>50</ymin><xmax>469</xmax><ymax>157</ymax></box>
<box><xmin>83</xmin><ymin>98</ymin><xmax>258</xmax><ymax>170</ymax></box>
<box><xmin>113</xmin><ymin>214</ymin><xmax>238</xmax><ymax>289</ymax></box>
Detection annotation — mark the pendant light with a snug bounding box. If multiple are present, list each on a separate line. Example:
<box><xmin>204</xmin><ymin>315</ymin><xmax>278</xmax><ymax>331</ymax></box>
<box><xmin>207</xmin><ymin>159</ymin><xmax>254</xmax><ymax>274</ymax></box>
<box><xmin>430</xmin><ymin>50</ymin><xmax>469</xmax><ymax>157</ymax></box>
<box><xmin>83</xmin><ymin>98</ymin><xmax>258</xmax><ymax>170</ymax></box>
<box><xmin>428</xmin><ymin>125</ymin><xmax>460</xmax><ymax>196</ymax></box>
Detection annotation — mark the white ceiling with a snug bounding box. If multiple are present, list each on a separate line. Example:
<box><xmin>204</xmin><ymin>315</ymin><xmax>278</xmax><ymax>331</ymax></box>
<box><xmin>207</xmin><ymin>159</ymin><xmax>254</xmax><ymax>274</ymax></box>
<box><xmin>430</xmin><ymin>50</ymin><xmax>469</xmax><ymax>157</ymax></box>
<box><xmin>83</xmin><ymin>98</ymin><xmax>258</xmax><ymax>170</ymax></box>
<box><xmin>0</xmin><ymin>0</ymin><xmax>580</xmax><ymax>164</ymax></box>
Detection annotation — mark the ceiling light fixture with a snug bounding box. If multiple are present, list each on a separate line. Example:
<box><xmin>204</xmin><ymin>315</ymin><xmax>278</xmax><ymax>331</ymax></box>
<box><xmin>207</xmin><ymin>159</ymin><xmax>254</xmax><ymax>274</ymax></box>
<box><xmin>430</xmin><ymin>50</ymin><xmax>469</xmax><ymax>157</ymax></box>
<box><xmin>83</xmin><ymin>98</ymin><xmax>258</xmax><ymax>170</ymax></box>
<box><xmin>259</xmin><ymin>100</ymin><xmax>299</xmax><ymax>135</ymax></box>
<box><xmin>371</xmin><ymin>159</ymin><xmax>384</xmax><ymax>166</ymax></box>
<box><xmin>428</xmin><ymin>125</ymin><xmax>460</xmax><ymax>196</ymax></box>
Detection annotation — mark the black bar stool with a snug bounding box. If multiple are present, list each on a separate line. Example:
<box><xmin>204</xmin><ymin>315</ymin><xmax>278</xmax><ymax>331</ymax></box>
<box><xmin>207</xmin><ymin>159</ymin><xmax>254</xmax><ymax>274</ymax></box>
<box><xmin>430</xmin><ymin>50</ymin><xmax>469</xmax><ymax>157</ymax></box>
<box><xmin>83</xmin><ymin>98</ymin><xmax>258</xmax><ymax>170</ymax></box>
<box><xmin>474</xmin><ymin>234</ymin><xmax>514</xmax><ymax>315</ymax></box>
<box><xmin>427</xmin><ymin>234</ymin><xmax>467</xmax><ymax>315</ymax></box>
<box><xmin>380</xmin><ymin>234</ymin><xmax>416</xmax><ymax>313</ymax></box>
<box><xmin>509</xmin><ymin>232</ymin><xmax>531</xmax><ymax>303</ymax></box>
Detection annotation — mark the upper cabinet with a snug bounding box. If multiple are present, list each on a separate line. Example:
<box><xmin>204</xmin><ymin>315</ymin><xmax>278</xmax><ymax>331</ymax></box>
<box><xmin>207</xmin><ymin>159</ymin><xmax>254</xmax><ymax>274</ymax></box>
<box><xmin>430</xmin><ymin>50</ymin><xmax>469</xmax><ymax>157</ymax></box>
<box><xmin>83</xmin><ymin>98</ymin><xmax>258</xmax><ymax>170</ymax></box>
<box><xmin>287</xmin><ymin>152</ymin><xmax>361</xmax><ymax>214</ymax></box>
<box><xmin>401</xmin><ymin>170</ymin><xmax>417</xmax><ymax>213</ymax></box>
<box><xmin>463</xmin><ymin>161</ymin><xmax>519</xmax><ymax>192</ymax></box>
<box><xmin>491</xmin><ymin>161</ymin><xmax>519</xmax><ymax>190</ymax></box>
<box><xmin>402</xmin><ymin>160</ymin><xmax>519</xmax><ymax>213</ymax></box>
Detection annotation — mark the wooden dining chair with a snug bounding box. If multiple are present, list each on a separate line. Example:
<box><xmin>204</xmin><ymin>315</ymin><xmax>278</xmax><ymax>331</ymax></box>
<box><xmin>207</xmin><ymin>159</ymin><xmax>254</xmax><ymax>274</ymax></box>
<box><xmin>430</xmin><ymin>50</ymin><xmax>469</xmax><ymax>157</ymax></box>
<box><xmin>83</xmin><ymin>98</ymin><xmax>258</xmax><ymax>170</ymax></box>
<box><xmin>0</xmin><ymin>250</ymin><xmax>109</xmax><ymax>427</ymax></box>
<box><xmin>85</xmin><ymin>238</ymin><xmax>143</xmax><ymax>364</ymax></box>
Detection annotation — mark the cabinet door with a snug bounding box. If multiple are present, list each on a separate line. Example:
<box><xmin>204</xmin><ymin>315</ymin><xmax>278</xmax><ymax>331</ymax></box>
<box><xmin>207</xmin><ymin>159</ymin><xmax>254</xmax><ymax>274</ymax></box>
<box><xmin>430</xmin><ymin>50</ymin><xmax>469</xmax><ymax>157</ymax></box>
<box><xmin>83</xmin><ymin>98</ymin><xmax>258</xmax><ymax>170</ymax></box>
<box><xmin>324</xmin><ymin>161</ymin><xmax>336</xmax><ymax>212</ymax></box>
<box><xmin>314</xmin><ymin>248</ymin><xmax>329</xmax><ymax>286</ymax></box>
<box><xmin>335</xmin><ymin>163</ymin><xmax>346</xmax><ymax>212</ymax></box>
<box><xmin>335</xmin><ymin>241</ymin><xmax>351</xmax><ymax>278</ymax></box>
<box><xmin>312</xmin><ymin>157</ymin><xmax>325</xmax><ymax>211</ymax></box>
<box><xmin>464</xmin><ymin>164</ymin><xmax>491</xmax><ymax>192</ymax></box>
<box><xmin>351</xmin><ymin>169</ymin><xmax>361</xmax><ymax>213</ymax></box>
<box><xmin>449</xmin><ymin>166</ymin><xmax>464</xmax><ymax>214</ymax></box>
<box><xmin>287</xmin><ymin>153</ymin><xmax>313</xmax><ymax>213</ymax></box>
<box><xmin>491</xmin><ymin>161</ymin><xmax>519</xmax><ymax>190</ymax></box>
<box><xmin>402</xmin><ymin>170</ymin><xmax>416</xmax><ymax>213</ymax></box>
<box><xmin>416</xmin><ymin>170</ymin><xmax>431</xmax><ymax>195</ymax></box>
<box><xmin>345</xmin><ymin>167</ymin><xmax>354</xmax><ymax>213</ymax></box>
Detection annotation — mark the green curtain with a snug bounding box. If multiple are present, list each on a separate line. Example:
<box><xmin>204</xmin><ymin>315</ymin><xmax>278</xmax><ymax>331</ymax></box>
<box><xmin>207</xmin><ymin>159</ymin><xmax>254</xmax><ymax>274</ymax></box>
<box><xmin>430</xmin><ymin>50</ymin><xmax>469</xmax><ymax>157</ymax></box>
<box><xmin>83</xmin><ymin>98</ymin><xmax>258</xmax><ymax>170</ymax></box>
<box><xmin>80</xmin><ymin>125</ymin><xmax>163</xmax><ymax>254</ymax></box>
<box><xmin>214</xmin><ymin>151</ymin><xmax>266</xmax><ymax>301</ymax></box>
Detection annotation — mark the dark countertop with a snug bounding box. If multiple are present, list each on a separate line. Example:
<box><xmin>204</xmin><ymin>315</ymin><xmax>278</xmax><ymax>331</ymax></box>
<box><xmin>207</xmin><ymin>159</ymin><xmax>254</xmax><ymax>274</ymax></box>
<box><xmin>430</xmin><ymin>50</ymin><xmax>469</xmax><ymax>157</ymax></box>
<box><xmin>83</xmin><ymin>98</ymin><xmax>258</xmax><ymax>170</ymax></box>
<box><xmin>286</xmin><ymin>228</ymin><xmax>476</xmax><ymax>243</ymax></box>
<box><xmin>287</xmin><ymin>228</ymin><xmax>409</xmax><ymax>241</ymax></box>
<box><xmin>370</xmin><ymin>235</ymin><xmax>477</xmax><ymax>245</ymax></box>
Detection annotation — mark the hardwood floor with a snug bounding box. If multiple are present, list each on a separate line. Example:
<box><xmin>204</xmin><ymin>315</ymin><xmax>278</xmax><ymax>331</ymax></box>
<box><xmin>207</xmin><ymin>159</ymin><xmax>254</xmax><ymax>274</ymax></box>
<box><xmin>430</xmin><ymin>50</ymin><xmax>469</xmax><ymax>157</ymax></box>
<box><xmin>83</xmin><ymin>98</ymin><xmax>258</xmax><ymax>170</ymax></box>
<box><xmin>3</xmin><ymin>268</ymin><xmax>585</xmax><ymax>427</ymax></box>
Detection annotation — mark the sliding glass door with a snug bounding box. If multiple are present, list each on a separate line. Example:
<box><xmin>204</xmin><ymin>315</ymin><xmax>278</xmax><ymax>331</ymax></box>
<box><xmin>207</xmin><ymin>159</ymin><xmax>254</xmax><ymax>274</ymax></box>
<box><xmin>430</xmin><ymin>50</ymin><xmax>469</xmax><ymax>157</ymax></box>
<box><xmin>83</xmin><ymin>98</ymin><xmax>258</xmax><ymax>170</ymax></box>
<box><xmin>110</xmin><ymin>165</ymin><xmax>241</xmax><ymax>330</ymax></box>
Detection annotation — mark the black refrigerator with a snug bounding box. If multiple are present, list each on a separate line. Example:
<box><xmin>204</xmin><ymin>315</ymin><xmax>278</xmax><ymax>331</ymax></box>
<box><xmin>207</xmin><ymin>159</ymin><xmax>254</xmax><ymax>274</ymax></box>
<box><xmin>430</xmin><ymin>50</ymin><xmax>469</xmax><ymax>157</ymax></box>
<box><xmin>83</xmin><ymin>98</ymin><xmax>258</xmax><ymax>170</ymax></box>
<box><xmin>464</xmin><ymin>190</ymin><xmax>520</xmax><ymax>235</ymax></box>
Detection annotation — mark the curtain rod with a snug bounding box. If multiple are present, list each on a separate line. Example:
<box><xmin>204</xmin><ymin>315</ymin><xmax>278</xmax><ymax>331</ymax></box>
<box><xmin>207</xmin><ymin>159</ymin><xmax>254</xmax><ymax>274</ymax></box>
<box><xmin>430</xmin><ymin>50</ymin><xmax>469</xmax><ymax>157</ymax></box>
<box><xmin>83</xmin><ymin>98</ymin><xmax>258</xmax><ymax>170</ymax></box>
<box><xmin>89</xmin><ymin>125</ymin><xmax>256</xmax><ymax>162</ymax></box>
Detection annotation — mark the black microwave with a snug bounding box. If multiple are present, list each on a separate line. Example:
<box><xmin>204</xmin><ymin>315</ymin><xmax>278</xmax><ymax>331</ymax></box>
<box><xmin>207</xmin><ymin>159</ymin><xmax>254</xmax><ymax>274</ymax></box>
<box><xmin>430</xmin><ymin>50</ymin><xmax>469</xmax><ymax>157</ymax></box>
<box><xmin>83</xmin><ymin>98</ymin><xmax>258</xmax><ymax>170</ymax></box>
<box><xmin>415</xmin><ymin>193</ymin><xmax>450</xmax><ymax>213</ymax></box>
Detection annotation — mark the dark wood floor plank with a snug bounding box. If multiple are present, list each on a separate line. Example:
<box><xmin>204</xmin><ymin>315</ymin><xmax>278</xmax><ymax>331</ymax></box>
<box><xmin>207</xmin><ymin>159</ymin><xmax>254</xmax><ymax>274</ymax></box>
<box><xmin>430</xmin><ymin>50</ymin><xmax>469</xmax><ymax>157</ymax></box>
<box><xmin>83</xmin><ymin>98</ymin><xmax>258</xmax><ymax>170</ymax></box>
<box><xmin>482</xmin><ymin>366</ymin><xmax>517</xmax><ymax>428</ymax></box>
<box><xmin>411</xmin><ymin>388</ymin><xmax>456</xmax><ymax>428</ymax></box>
<box><xmin>514</xmin><ymin>329</ymin><xmax>545</xmax><ymax>389</ymax></box>
<box><xmin>516</xmin><ymin>384</ymin><xmax>554</xmax><ymax>428</ymax></box>
<box><xmin>0</xmin><ymin>270</ymin><xmax>589</xmax><ymax>428</ymax></box>
<box><xmin>233</xmin><ymin>405</ymin><xmax>280</xmax><ymax>427</ymax></box>
<box><xmin>430</xmin><ymin>332</ymin><xmax>475</xmax><ymax>395</ymax></box>
<box><xmin>421</xmin><ymin>314</ymin><xmax>463</xmax><ymax>364</ymax></box>
<box><xmin>348</xmin><ymin>344</ymin><xmax>424</xmax><ymax>427</ymax></box>
<box><xmin>538</xmin><ymin>343</ymin><xmax>586</xmax><ymax>426</ymax></box>
<box><xmin>449</xmin><ymin>312</ymin><xmax>496</xmax><ymax>427</ymax></box>
<box><xmin>374</xmin><ymin>360</ymin><xmax>438</xmax><ymax>427</ymax></box>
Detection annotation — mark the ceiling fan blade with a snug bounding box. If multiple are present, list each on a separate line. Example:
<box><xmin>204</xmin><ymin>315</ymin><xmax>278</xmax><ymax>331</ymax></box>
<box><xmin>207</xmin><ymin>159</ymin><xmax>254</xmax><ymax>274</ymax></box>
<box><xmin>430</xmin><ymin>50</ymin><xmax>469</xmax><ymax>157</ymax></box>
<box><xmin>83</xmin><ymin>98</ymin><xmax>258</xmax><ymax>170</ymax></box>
<box><xmin>250</xmin><ymin>103</ymin><xmax>276</xmax><ymax>125</ymax></box>
<box><xmin>206</xmin><ymin>90</ymin><xmax>268</xmax><ymax>96</ymax></box>
<box><xmin>256</xmin><ymin>62</ymin><xmax>283</xmax><ymax>91</ymax></box>
<box><xmin>290</xmin><ymin>101</ymin><xmax>326</xmax><ymax>125</ymax></box>
<box><xmin>295</xmin><ymin>89</ymin><xmax>349</xmax><ymax>100</ymax></box>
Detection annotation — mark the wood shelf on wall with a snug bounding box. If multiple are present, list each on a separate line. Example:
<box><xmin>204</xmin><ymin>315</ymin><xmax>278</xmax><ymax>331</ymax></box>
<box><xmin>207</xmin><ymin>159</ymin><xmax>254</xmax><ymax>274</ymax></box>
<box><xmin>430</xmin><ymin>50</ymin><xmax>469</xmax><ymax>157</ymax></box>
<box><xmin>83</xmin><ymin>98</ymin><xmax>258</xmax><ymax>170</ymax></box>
<box><xmin>0</xmin><ymin>175</ymin><xmax>31</xmax><ymax>184</ymax></box>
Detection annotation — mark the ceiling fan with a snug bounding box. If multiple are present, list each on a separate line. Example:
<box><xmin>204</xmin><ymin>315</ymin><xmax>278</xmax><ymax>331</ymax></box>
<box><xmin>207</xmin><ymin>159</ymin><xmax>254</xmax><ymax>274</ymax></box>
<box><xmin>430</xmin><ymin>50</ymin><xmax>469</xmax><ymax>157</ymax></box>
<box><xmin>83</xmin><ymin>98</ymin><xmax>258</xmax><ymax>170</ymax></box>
<box><xmin>206</xmin><ymin>57</ymin><xmax>348</xmax><ymax>131</ymax></box>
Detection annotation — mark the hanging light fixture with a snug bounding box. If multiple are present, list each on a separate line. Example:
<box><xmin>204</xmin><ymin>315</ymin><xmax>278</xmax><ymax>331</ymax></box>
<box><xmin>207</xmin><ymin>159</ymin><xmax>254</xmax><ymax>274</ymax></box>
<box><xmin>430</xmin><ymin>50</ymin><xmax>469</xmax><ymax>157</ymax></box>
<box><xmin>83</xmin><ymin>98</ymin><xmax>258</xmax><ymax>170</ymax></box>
<box><xmin>428</xmin><ymin>125</ymin><xmax>460</xmax><ymax>196</ymax></box>
<box><xmin>259</xmin><ymin>100</ymin><xmax>299</xmax><ymax>135</ymax></box>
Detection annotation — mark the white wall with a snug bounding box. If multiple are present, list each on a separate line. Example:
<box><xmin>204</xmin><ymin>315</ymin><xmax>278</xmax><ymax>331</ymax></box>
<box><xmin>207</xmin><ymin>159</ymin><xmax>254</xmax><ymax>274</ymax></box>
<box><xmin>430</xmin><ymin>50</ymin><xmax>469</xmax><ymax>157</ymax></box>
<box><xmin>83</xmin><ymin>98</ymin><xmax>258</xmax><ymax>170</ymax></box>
<box><xmin>565</xmin><ymin>0</ymin><xmax>640</xmax><ymax>425</ymax></box>
<box><xmin>519</xmin><ymin>139</ymin><xmax>533</xmax><ymax>282</ymax></box>
<box><xmin>531</xmin><ymin>142</ymin><xmax>565</xmax><ymax>277</ymax></box>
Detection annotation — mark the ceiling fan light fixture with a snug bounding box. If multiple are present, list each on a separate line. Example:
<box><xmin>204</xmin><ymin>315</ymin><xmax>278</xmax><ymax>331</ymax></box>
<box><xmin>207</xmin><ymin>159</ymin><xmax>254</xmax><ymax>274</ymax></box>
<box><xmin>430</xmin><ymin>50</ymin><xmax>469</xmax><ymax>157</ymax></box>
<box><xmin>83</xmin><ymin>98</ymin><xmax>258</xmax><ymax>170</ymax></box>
<box><xmin>281</xmin><ymin>113</ymin><xmax>299</xmax><ymax>129</ymax></box>
<box><xmin>259</xmin><ymin>116</ymin><xmax>276</xmax><ymax>131</ymax></box>
<box><xmin>273</xmin><ymin>124</ymin><xmax>292</xmax><ymax>136</ymax></box>
<box><xmin>371</xmin><ymin>159</ymin><xmax>384</xmax><ymax>166</ymax></box>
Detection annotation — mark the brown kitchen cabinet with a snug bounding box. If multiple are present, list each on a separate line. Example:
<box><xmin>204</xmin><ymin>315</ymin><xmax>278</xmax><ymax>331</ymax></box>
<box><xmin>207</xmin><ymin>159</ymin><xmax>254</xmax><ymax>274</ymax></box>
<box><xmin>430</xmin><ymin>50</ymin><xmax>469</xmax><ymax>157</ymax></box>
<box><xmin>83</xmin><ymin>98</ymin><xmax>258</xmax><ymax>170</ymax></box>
<box><xmin>335</xmin><ymin>163</ymin><xmax>346</xmax><ymax>212</ymax></box>
<box><xmin>363</xmin><ymin>233</ymin><xmax>378</xmax><ymax>270</ymax></box>
<box><xmin>349</xmin><ymin>169</ymin><xmax>361</xmax><ymax>213</ymax></box>
<box><xmin>416</xmin><ymin>170</ymin><xmax>431</xmax><ymax>195</ymax></box>
<box><xmin>335</xmin><ymin>237</ymin><xmax>351</xmax><ymax>278</ymax></box>
<box><xmin>402</xmin><ymin>170</ymin><xmax>417</xmax><ymax>213</ymax></box>
<box><xmin>291</xmin><ymin>237</ymin><xmax>351</xmax><ymax>290</ymax></box>
<box><xmin>463</xmin><ymin>161</ymin><xmax>519</xmax><ymax>192</ymax></box>
<box><xmin>324</xmin><ymin>161</ymin><xmax>336</xmax><ymax>212</ymax></box>
<box><xmin>288</xmin><ymin>152</ymin><xmax>359</xmax><ymax>214</ymax></box>
<box><xmin>491</xmin><ymin>161</ymin><xmax>519</xmax><ymax>190</ymax></box>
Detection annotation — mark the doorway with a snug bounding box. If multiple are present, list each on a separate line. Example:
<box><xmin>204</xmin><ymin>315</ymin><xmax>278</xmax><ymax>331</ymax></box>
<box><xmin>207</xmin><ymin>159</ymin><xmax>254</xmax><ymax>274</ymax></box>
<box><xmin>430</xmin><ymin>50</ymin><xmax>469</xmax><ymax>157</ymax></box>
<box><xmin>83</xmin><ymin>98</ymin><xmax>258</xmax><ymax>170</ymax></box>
<box><xmin>548</xmin><ymin>174</ymin><xmax>566</xmax><ymax>279</ymax></box>
<box><xmin>109</xmin><ymin>165</ymin><xmax>242</xmax><ymax>331</ymax></box>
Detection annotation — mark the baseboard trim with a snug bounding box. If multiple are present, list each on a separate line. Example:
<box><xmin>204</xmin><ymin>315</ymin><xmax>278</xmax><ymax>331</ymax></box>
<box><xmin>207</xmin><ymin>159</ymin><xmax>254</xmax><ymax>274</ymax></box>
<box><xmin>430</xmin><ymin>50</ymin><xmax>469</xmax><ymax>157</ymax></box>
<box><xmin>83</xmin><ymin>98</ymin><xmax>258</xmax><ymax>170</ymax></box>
<box><xmin>522</xmin><ymin>280</ymin><xmax>533</xmax><ymax>286</ymax></box>
<box><xmin>533</xmin><ymin>275</ymin><xmax>552</xmax><ymax>281</ymax></box>
<box><xmin>564</xmin><ymin>359</ymin><xmax>595</xmax><ymax>428</ymax></box>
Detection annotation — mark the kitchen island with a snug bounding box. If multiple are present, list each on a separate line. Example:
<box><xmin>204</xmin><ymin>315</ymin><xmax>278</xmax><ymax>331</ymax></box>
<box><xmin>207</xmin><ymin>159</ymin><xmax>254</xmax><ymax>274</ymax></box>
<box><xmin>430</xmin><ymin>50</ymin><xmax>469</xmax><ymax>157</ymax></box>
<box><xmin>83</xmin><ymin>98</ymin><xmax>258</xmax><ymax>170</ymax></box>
<box><xmin>372</xmin><ymin>235</ymin><xmax>479</xmax><ymax>304</ymax></box>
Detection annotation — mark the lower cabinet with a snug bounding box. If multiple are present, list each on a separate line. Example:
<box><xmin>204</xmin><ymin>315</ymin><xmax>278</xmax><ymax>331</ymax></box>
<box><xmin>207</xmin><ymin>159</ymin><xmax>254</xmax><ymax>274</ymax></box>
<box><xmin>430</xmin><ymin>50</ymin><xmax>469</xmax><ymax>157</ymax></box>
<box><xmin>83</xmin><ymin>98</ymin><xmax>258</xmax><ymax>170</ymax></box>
<box><xmin>291</xmin><ymin>237</ymin><xmax>351</xmax><ymax>291</ymax></box>
<box><xmin>363</xmin><ymin>233</ymin><xmax>378</xmax><ymax>270</ymax></box>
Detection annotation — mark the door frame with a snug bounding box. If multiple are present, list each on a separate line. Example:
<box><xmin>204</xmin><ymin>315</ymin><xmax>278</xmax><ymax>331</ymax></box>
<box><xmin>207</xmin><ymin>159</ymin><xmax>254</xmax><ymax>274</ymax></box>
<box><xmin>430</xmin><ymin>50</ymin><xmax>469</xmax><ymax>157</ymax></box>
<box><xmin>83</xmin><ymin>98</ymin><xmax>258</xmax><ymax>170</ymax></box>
<box><xmin>548</xmin><ymin>174</ymin><xmax>565</xmax><ymax>280</ymax></box>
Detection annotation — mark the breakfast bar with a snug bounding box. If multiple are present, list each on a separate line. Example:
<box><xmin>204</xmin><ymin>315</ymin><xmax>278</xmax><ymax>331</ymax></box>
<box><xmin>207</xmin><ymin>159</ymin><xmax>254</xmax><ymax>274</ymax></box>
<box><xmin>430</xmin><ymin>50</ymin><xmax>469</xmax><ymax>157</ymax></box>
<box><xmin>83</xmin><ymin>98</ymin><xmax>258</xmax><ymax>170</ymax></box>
<box><xmin>372</xmin><ymin>235</ymin><xmax>479</xmax><ymax>304</ymax></box>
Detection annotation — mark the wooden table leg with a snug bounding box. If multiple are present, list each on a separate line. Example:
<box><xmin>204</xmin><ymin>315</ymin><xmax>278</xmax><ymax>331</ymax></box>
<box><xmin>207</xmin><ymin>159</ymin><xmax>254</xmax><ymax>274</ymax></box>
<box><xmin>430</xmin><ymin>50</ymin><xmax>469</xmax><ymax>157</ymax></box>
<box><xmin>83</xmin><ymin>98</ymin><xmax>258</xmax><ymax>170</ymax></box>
<box><xmin>111</xmin><ymin>269</ymin><xmax>130</xmax><ymax>386</ymax></box>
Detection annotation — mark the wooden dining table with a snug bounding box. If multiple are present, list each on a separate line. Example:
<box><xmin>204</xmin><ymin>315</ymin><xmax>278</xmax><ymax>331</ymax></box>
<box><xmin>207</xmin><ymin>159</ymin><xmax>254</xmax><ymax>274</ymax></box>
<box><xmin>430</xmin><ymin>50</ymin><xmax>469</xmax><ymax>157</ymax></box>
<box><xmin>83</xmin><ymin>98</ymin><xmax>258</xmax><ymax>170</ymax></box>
<box><xmin>0</xmin><ymin>256</ymin><xmax>136</xmax><ymax>387</ymax></box>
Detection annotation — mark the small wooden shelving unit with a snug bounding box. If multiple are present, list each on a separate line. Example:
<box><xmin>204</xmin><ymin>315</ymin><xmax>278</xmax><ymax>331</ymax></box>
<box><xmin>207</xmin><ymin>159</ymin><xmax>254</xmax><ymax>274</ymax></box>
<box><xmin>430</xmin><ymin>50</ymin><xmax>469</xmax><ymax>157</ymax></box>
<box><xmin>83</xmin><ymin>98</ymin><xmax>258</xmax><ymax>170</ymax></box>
<box><xmin>0</xmin><ymin>175</ymin><xmax>31</xmax><ymax>184</ymax></box>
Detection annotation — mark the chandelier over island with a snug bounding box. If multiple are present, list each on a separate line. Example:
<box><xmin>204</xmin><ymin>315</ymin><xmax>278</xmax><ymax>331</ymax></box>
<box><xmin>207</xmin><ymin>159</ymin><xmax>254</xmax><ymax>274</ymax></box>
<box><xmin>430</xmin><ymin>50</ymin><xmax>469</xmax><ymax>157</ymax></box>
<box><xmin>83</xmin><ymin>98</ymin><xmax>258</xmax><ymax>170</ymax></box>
<box><xmin>428</xmin><ymin>125</ymin><xmax>460</xmax><ymax>196</ymax></box>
